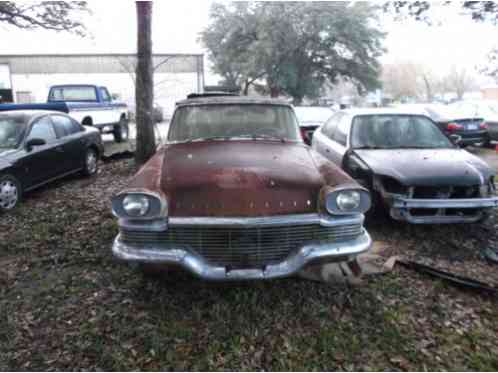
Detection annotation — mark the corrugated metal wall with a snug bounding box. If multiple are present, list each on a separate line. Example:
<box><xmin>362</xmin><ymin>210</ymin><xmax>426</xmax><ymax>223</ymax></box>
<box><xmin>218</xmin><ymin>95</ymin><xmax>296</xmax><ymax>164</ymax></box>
<box><xmin>0</xmin><ymin>54</ymin><xmax>203</xmax><ymax>75</ymax></box>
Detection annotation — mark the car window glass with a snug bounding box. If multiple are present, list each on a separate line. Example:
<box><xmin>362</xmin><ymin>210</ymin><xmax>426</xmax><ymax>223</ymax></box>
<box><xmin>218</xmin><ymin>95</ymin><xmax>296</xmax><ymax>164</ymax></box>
<box><xmin>50</xmin><ymin>86</ymin><xmax>97</xmax><ymax>101</ymax></box>
<box><xmin>332</xmin><ymin>115</ymin><xmax>350</xmax><ymax>146</ymax></box>
<box><xmin>52</xmin><ymin>115</ymin><xmax>81</xmax><ymax>136</ymax></box>
<box><xmin>351</xmin><ymin>115</ymin><xmax>452</xmax><ymax>149</ymax></box>
<box><xmin>168</xmin><ymin>104</ymin><xmax>300</xmax><ymax>141</ymax></box>
<box><xmin>0</xmin><ymin>114</ymin><xmax>27</xmax><ymax>149</ymax></box>
<box><xmin>321</xmin><ymin>112</ymin><xmax>343</xmax><ymax>138</ymax></box>
<box><xmin>100</xmin><ymin>88</ymin><xmax>111</xmax><ymax>102</ymax></box>
<box><xmin>27</xmin><ymin>117</ymin><xmax>57</xmax><ymax>143</ymax></box>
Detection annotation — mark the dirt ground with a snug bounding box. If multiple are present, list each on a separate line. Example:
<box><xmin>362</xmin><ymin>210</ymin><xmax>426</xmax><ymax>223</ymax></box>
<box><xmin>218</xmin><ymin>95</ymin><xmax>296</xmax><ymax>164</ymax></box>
<box><xmin>1</xmin><ymin>149</ymin><xmax>498</xmax><ymax>371</ymax></box>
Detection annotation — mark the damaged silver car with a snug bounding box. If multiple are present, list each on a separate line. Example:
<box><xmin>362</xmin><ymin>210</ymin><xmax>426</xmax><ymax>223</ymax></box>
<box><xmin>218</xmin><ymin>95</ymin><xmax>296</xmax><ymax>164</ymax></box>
<box><xmin>312</xmin><ymin>109</ymin><xmax>498</xmax><ymax>224</ymax></box>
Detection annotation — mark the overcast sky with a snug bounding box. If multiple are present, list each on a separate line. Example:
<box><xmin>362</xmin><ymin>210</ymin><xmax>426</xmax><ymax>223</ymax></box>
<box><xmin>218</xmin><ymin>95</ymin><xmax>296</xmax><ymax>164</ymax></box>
<box><xmin>2</xmin><ymin>1</ymin><xmax>498</xmax><ymax>86</ymax></box>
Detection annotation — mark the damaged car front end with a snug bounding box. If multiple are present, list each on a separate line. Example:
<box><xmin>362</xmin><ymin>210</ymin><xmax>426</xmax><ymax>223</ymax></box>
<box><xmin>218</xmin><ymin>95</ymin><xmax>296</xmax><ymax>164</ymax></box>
<box><xmin>373</xmin><ymin>174</ymin><xmax>498</xmax><ymax>224</ymax></box>
<box><xmin>312</xmin><ymin>109</ymin><xmax>498</xmax><ymax>224</ymax></box>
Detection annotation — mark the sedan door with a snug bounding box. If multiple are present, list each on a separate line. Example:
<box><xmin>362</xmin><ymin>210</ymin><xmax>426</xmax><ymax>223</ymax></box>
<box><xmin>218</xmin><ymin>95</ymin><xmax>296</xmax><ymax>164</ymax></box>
<box><xmin>51</xmin><ymin>114</ymin><xmax>86</xmax><ymax>172</ymax></box>
<box><xmin>20</xmin><ymin>116</ymin><xmax>64</xmax><ymax>188</ymax></box>
<box><xmin>312</xmin><ymin>112</ymin><xmax>351</xmax><ymax>167</ymax></box>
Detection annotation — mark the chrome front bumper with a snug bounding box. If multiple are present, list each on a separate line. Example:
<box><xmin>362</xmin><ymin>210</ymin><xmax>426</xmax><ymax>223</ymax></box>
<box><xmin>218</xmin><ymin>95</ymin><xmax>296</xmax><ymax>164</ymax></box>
<box><xmin>390</xmin><ymin>196</ymin><xmax>498</xmax><ymax>224</ymax></box>
<box><xmin>112</xmin><ymin>214</ymin><xmax>372</xmax><ymax>281</ymax></box>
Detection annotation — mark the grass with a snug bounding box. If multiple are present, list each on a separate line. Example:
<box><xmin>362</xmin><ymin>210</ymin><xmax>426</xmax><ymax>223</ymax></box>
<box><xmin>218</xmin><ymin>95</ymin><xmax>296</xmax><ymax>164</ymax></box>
<box><xmin>1</xmin><ymin>158</ymin><xmax>498</xmax><ymax>371</ymax></box>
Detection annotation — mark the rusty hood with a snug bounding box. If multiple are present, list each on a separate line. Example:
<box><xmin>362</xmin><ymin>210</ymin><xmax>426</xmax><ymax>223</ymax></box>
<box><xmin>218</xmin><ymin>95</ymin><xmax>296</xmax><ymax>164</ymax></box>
<box><xmin>142</xmin><ymin>140</ymin><xmax>352</xmax><ymax>217</ymax></box>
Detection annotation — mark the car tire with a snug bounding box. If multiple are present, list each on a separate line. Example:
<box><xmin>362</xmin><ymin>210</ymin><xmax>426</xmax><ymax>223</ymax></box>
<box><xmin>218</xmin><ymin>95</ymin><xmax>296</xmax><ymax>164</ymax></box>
<box><xmin>113</xmin><ymin>117</ymin><xmax>129</xmax><ymax>143</ymax></box>
<box><xmin>0</xmin><ymin>174</ymin><xmax>22</xmax><ymax>212</ymax></box>
<box><xmin>82</xmin><ymin>147</ymin><xmax>98</xmax><ymax>177</ymax></box>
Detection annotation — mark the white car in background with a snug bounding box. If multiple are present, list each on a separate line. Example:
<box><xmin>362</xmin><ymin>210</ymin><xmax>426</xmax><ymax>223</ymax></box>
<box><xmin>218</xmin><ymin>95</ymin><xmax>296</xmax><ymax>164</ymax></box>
<box><xmin>294</xmin><ymin>106</ymin><xmax>335</xmax><ymax>145</ymax></box>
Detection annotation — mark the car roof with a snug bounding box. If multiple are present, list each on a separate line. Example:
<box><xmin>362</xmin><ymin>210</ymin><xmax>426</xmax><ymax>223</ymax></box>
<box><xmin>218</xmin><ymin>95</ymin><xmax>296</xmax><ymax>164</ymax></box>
<box><xmin>0</xmin><ymin>110</ymin><xmax>69</xmax><ymax>123</ymax></box>
<box><xmin>176</xmin><ymin>96</ymin><xmax>292</xmax><ymax>107</ymax></box>
<box><xmin>341</xmin><ymin>107</ymin><xmax>433</xmax><ymax>117</ymax></box>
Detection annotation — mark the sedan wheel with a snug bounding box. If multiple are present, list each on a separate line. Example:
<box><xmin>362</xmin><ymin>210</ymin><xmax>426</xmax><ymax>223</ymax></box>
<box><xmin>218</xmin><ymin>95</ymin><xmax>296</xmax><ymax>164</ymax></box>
<box><xmin>0</xmin><ymin>176</ymin><xmax>21</xmax><ymax>211</ymax></box>
<box><xmin>83</xmin><ymin>148</ymin><xmax>98</xmax><ymax>176</ymax></box>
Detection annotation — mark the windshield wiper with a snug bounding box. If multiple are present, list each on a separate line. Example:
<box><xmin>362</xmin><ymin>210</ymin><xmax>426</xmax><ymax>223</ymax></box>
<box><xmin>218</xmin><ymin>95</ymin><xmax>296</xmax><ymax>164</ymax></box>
<box><xmin>353</xmin><ymin>145</ymin><xmax>385</xmax><ymax>150</ymax></box>
<box><xmin>396</xmin><ymin>145</ymin><xmax>439</xmax><ymax>149</ymax></box>
<box><xmin>191</xmin><ymin>136</ymin><xmax>233</xmax><ymax>142</ymax></box>
<box><xmin>236</xmin><ymin>134</ymin><xmax>286</xmax><ymax>142</ymax></box>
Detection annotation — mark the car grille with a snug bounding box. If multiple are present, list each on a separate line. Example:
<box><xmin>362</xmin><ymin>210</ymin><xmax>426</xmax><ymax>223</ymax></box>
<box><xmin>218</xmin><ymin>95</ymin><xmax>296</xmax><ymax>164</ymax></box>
<box><xmin>412</xmin><ymin>186</ymin><xmax>480</xmax><ymax>199</ymax></box>
<box><xmin>120</xmin><ymin>223</ymin><xmax>362</xmax><ymax>268</ymax></box>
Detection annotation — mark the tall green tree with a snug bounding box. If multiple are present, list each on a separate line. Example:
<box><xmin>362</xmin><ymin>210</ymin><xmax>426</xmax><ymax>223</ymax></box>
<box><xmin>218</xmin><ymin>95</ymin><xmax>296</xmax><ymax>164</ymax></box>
<box><xmin>201</xmin><ymin>2</ymin><xmax>385</xmax><ymax>104</ymax></box>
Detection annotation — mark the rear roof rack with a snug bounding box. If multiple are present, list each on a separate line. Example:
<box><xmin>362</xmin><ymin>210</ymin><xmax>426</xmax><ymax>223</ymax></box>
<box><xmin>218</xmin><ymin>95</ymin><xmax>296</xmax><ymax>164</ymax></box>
<box><xmin>186</xmin><ymin>92</ymin><xmax>239</xmax><ymax>99</ymax></box>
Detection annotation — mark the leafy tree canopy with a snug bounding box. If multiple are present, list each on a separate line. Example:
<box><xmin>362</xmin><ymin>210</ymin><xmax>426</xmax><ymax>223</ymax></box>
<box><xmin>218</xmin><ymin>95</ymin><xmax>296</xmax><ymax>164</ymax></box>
<box><xmin>0</xmin><ymin>1</ymin><xmax>89</xmax><ymax>35</ymax></box>
<box><xmin>200</xmin><ymin>2</ymin><xmax>385</xmax><ymax>104</ymax></box>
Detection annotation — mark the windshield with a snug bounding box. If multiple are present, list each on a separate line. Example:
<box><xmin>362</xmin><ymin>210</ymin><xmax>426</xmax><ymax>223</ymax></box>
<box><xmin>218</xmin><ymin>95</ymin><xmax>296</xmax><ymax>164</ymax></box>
<box><xmin>49</xmin><ymin>86</ymin><xmax>97</xmax><ymax>102</ymax></box>
<box><xmin>351</xmin><ymin>114</ymin><xmax>453</xmax><ymax>149</ymax></box>
<box><xmin>168</xmin><ymin>104</ymin><xmax>301</xmax><ymax>142</ymax></box>
<box><xmin>294</xmin><ymin>107</ymin><xmax>334</xmax><ymax>124</ymax></box>
<box><xmin>0</xmin><ymin>114</ymin><xmax>27</xmax><ymax>149</ymax></box>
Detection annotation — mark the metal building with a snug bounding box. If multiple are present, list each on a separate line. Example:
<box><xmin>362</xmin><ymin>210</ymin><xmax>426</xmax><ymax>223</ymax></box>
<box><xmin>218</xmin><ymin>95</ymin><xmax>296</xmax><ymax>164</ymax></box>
<box><xmin>0</xmin><ymin>53</ymin><xmax>204</xmax><ymax>117</ymax></box>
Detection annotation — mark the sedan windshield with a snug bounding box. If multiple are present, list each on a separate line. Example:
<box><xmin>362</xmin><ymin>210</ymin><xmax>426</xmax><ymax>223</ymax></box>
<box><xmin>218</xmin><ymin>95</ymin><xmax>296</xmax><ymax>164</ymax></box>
<box><xmin>351</xmin><ymin>114</ymin><xmax>453</xmax><ymax>149</ymax></box>
<box><xmin>168</xmin><ymin>104</ymin><xmax>300</xmax><ymax>142</ymax></box>
<box><xmin>0</xmin><ymin>114</ymin><xmax>27</xmax><ymax>149</ymax></box>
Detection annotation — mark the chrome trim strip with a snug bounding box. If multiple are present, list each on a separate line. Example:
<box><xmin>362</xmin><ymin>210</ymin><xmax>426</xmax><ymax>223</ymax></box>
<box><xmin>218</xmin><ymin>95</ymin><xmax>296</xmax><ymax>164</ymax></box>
<box><xmin>392</xmin><ymin>196</ymin><xmax>498</xmax><ymax>209</ymax></box>
<box><xmin>390</xmin><ymin>208</ymin><xmax>484</xmax><ymax>224</ymax></box>
<box><xmin>112</xmin><ymin>230</ymin><xmax>372</xmax><ymax>281</ymax></box>
<box><xmin>117</xmin><ymin>213</ymin><xmax>364</xmax><ymax>231</ymax></box>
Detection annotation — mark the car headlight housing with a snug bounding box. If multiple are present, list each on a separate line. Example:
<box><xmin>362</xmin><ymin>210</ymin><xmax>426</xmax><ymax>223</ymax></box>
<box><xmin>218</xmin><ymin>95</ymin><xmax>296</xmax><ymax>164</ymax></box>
<box><xmin>123</xmin><ymin>194</ymin><xmax>150</xmax><ymax>217</ymax></box>
<box><xmin>324</xmin><ymin>186</ymin><xmax>371</xmax><ymax>215</ymax></box>
<box><xmin>112</xmin><ymin>191</ymin><xmax>167</xmax><ymax>219</ymax></box>
<box><xmin>336</xmin><ymin>190</ymin><xmax>361</xmax><ymax>211</ymax></box>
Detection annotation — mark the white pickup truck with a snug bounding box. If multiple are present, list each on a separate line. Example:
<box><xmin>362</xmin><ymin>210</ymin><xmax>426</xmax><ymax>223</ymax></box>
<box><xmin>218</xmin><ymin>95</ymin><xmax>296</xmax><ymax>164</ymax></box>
<box><xmin>0</xmin><ymin>84</ymin><xmax>130</xmax><ymax>143</ymax></box>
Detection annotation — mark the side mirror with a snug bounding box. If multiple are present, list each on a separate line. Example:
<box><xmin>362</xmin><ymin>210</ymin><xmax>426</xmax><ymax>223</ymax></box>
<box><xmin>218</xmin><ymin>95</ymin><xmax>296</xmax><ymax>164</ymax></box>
<box><xmin>111</xmin><ymin>93</ymin><xmax>120</xmax><ymax>100</ymax></box>
<box><xmin>25</xmin><ymin>138</ymin><xmax>46</xmax><ymax>151</ymax></box>
<box><xmin>449</xmin><ymin>134</ymin><xmax>462</xmax><ymax>146</ymax></box>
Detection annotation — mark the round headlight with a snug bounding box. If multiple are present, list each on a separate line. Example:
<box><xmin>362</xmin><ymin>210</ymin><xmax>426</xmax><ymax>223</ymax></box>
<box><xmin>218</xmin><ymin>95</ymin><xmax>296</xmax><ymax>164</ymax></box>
<box><xmin>336</xmin><ymin>190</ymin><xmax>361</xmax><ymax>211</ymax></box>
<box><xmin>324</xmin><ymin>186</ymin><xmax>371</xmax><ymax>215</ymax></box>
<box><xmin>123</xmin><ymin>194</ymin><xmax>150</xmax><ymax>217</ymax></box>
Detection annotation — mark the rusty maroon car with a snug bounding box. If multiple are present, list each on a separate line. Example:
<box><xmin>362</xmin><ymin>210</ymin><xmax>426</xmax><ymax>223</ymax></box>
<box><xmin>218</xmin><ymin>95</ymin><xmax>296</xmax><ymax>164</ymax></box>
<box><xmin>111</xmin><ymin>96</ymin><xmax>372</xmax><ymax>280</ymax></box>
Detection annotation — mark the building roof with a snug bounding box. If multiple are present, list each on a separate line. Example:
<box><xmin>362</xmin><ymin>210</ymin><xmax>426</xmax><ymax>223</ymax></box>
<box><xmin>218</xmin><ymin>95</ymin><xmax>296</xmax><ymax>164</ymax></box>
<box><xmin>0</xmin><ymin>53</ymin><xmax>203</xmax><ymax>74</ymax></box>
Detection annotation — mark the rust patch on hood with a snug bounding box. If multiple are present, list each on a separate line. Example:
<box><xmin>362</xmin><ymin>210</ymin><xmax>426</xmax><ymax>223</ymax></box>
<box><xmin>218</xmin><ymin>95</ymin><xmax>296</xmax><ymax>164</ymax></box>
<box><xmin>122</xmin><ymin>141</ymin><xmax>359</xmax><ymax>217</ymax></box>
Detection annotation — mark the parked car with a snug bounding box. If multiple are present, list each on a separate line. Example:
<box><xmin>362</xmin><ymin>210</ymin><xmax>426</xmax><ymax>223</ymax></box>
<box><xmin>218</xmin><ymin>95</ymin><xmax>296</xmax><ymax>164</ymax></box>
<box><xmin>111</xmin><ymin>96</ymin><xmax>372</xmax><ymax>281</ymax></box>
<box><xmin>396</xmin><ymin>103</ymin><xmax>488</xmax><ymax>147</ymax></box>
<box><xmin>450</xmin><ymin>100</ymin><xmax>498</xmax><ymax>146</ymax></box>
<box><xmin>0</xmin><ymin>110</ymin><xmax>104</xmax><ymax>211</ymax></box>
<box><xmin>153</xmin><ymin>104</ymin><xmax>164</xmax><ymax>123</ymax></box>
<box><xmin>294</xmin><ymin>106</ymin><xmax>335</xmax><ymax>145</ymax></box>
<box><xmin>0</xmin><ymin>84</ymin><xmax>129</xmax><ymax>143</ymax></box>
<box><xmin>312</xmin><ymin>108</ymin><xmax>498</xmax><ymax>224</ymax></box>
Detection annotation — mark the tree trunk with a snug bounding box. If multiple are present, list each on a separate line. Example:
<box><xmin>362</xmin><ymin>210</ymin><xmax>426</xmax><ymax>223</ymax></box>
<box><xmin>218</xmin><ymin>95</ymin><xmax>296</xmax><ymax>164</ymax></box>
<box><xmin>270</xmin><ymin>86</ymin><xmax>280</xmax><ymax>98</ymax></box>
<box><xmin>422</xmin><ymin>75</ymin><xmax>433</xmax><ymax>102</ymax></box>
<box><xmin>135</xmin><ymin>1</ymin><xmax>156</xmax><ymax>166</ymax></box>
<box><xmin>243</xmin><ymin>79</ymin><xmax>249</xmax><ymax>96</ymax></box>
<box><xmin>292</xmin><ymin>96</ymin><xmax>303</xmax><ymax>106</ymax></box>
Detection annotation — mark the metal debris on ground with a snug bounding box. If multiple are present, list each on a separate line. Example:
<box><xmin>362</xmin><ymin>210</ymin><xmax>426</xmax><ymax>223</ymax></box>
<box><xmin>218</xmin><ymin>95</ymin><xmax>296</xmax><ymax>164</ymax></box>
<box><xmin>483</xmin><ymin>246</ymin><xmax>498</xmax><ymax>265</ymax></box>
